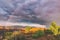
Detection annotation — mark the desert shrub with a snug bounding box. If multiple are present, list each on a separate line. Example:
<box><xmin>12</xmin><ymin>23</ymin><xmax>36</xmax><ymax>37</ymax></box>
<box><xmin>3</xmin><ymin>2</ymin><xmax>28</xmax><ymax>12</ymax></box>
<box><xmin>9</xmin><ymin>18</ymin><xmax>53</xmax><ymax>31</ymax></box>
<box><xmin>32</xmin><ymin>30</ymin><xmax>44</xmax><ymax>38</ymax></box>
<box><xmin>14</xmin><ymin>34</ymin><xmax>26</xmax><ymax>40</ymax></box>
<box><xmin>4</xmin><ymin>32</ymin><xmax>12</xmax><ymax>36</ymax></box>
<box><xmin>32</xmin><ymin>33</ymin><xmax>39</xmax><ymax>38</ymax></box>
<box><xmin>44</xmin><ymin>29</ymin><xmax>53</xmax><ymax>35</ymax></box>
<box><xmin>4</xmin><ymin>31</ymin><xmax>21</xmax><ymax>40</ymax></box>
<box><xmin>19</xmin><ymin>35</ymin><xmax>26</xmax><ymax>40</ymax></box>
<box><xmin>54</xmin><ymin>34</ymin><xmax>60</xmax><ymax>40</ymax></box>
<box><xmin>25</xmin><ymin>26</ymin><xmax>31</xmax><ymax>33</ymax></box>
<box><xmin>11</xmin><ymin>33</ymin><xmax>26</xmax><ymax>40</ymax></box>
<box><xmin>3</xmin><ymin>32</ymin><xmax>13</xmax><ymax>39</ymax></box>
<box><xmin>3</xmin><ymin>31</ymin><xmax>26</xmax><ymax>40</ymax></box>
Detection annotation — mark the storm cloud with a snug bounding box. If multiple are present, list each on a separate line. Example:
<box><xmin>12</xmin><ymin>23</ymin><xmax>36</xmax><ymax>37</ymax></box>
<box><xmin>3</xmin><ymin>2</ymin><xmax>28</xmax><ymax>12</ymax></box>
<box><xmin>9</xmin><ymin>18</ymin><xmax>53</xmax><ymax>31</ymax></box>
<box><xmin>0</xmin><ymin>0</ymin><xmax>60</xmax><ymax>26</ymax></box>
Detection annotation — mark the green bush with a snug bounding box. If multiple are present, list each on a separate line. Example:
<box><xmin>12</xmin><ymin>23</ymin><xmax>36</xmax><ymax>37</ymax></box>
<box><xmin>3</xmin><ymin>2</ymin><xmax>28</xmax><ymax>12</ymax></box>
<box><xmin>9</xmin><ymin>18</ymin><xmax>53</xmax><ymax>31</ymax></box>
<box><xmin>4</xmin><ymin>32</ymin><xmax>13</xmax><ymax>36</ymax></box>
<box><xmin>44</xmin><ymin>29</ymin><xmax>53</xmax><ymax>35</ymax></box>
<box><xmin>32</xmin><ymin>30</ymin><xmax>44</xmax><ymax>38</ymax></box>
<box><xmin>3</xmin><ymin>32</ymin><xmax>13</xmax><ymax>39</ymax></box>
<box><xmin>3</xmin><ymin>31</ymin><xmax>26</xmax><ymax>40</ymax></box>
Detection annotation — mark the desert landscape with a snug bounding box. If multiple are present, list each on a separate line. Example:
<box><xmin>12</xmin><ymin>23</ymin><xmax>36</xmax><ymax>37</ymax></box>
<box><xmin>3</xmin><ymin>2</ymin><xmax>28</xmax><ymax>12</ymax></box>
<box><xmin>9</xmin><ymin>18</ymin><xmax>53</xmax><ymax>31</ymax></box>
<box><xmin>0</xmin><ymin>22</ymin><xmax>59</xmax><ymax>40</ymax></box>
<box><xmin>0</xmin><ymin>0</ymin><xmax>60</xmax><ymax>40</ymax></box>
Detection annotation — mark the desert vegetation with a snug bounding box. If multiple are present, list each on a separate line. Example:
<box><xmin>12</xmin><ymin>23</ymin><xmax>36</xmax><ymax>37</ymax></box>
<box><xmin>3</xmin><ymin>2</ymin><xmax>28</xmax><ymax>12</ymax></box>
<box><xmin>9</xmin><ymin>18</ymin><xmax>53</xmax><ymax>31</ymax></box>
<box><xmin>0</xmin><ymin>22</ymin><xmax>60</xmax><ymax>40</ymax></box>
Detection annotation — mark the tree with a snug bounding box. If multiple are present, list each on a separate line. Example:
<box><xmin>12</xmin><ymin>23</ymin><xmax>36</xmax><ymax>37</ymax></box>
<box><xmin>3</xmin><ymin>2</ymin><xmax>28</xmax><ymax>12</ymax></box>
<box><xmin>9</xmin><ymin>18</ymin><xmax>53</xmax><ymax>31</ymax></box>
<box><xmin>49</xmin><ymin>22</ymin><xmax>59</xmax><ymax>35</ymax></box>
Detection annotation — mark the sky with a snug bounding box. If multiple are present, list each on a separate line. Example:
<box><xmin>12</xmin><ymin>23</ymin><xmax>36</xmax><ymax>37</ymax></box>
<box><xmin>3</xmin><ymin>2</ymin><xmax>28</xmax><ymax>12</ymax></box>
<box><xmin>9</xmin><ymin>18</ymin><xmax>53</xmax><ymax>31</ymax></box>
<box><xmin>0</xmin><ymin>0</ymin><xmax>60</xmax><ymax>26</ymax></box>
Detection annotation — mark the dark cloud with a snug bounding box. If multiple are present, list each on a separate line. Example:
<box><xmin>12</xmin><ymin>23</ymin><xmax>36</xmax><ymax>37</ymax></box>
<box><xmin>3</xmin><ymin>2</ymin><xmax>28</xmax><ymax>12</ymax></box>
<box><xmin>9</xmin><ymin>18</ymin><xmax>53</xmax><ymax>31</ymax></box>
<box><xmin>0</xmin><ymin>0</ymin><xmax>60</xmax><ymax>26</ymax></box>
